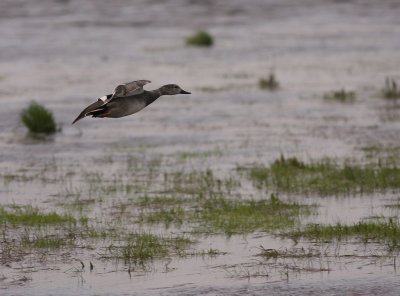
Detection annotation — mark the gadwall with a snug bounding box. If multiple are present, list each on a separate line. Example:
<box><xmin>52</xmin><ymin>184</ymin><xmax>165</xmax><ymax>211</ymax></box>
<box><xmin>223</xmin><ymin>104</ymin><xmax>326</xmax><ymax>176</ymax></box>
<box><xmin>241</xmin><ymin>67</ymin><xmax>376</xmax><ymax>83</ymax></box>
<box><xmin>72</xmin><ymin>80</ymin><xmax>191</xmax><ymax>124</ymax></box>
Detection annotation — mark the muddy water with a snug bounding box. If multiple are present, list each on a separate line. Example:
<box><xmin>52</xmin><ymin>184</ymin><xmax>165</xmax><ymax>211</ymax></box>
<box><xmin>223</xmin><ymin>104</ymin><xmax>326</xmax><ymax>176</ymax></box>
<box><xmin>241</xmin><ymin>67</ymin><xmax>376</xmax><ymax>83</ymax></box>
<box><xmin>1</xmin><ymin>0</ymin><xmax>400</xmax><ymax>295</ymax></box>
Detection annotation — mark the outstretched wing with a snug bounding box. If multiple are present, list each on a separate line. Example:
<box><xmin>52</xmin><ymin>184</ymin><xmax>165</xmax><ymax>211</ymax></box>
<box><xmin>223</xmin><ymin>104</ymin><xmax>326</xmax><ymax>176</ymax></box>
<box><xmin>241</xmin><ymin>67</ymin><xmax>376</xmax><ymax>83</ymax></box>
<box><xmin>105</xmin><ymin>80</ymin><xmax>151</xmax><ymax>104</ymax></box>
<box><xmin>72</xmin><ymin>94</ymin><xmax>112</xmax><ymax>124</ymax></box>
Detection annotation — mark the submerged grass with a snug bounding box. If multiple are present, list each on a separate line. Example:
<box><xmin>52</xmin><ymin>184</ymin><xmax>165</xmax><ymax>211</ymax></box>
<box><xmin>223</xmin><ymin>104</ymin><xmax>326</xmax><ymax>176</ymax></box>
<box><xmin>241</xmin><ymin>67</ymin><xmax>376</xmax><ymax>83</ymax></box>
<box><xmin>135</xmin><ymin>195</ymin><xmax>192</xmax><ymax>208</ymax></box>
<box><xmin>382</xmin><ymin>77</ymin><xmax>400</xmax><ymax>99</ymax></box>
<box><xmin>323</xmin><ymin>89</ymin><xmax>355</xmax><ymax>102</ymax></box>
<box><xmin>290</xmin><ymin>218</ymin><xmax>400</xmax><ymax>249</ymax></box>
<box><xmin>107</xmin><ymin>233</ymin><xmax>192</xmax><ymax>265</ymax></box>
<box><xmin>361</xmin><ymin>145</ymin><xmax>400</xmax><ymax>166</ymax></box>
<box><xmin>138</xmin><ymin>207</ymin><xmax>186</xmax><ymax>226</ymax></box>
<box><xmin>0</xmin><ymin>206</ymin><xmax>76</xmax><ymax>225</ymax></box>
<box><xmin>257</xmin><ymin>246</ymin><xmax>320</xmax><ymax>259</ymax></box>
<box><xmin>163</xmin><ymin>169</ymin><xmax>240</xmax><ymax>197</ymax></box>
<box><xmin>258</xmin><ymin>74</ymin><xmax>279</xmax><ymax>91</ymax></box>
<box><xmin>137</xmin><ymin>194</ymin><xmax>313</xmax><ymax>235</ymax></box>
<box><xmin>21</xmin><ymin>236</ymin><xmax>73</xmax><ymax>249</ymax></box>
<box><xmin>121</xmin><ymin>233</ymin><xmax>168</xmax><ymax>263</ymax></box>
<box><xmin>246</xmin><ymin>155</ymin><xmax>400</xmax><ymax>196</ymax></box>
<box><xmin>177</xmin><ymin>148</ymin><xmax>223</xmax><ymax>159</ymax></box>
<box><xmin>20</xmin><ymin>101</ymin><xmax>56</xmax><ymax>134</ymax></box>
<box><xmin>194</xmin><ymin>194</ymin><xmax>312</xmax><ymax>235</ymax></box>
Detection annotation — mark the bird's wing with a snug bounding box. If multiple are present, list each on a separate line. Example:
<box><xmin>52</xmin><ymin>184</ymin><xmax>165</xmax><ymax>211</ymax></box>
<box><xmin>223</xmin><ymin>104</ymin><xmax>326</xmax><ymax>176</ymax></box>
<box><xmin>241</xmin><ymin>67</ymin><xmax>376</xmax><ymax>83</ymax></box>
<box><xmin>72</xmin><ymin>94</ymin><xmax>112</xmax><ymax>124</ymax></box>
<box><xmin>105</xmin><ymin>80</ymin><xmax>151</xmax><ymax>104</ymax></box>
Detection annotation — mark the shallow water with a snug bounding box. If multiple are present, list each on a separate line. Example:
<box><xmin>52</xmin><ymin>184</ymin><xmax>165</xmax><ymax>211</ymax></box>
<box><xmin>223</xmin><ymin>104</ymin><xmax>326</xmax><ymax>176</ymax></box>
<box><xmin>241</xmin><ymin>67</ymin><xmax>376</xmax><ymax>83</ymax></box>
<box><xmin>1</xmin><ymin>0</ymin><xmax>400</xmax><ymax>295</ymax></box>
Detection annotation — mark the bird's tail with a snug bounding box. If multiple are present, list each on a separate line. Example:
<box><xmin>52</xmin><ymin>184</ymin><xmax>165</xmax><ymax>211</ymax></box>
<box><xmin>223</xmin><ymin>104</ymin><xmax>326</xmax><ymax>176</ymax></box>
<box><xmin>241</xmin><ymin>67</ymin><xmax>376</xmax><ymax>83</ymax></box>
<box><xmin>72</xmin><ymin>111</ymin><xmax>86</xmax><ymax>124</ymax></box>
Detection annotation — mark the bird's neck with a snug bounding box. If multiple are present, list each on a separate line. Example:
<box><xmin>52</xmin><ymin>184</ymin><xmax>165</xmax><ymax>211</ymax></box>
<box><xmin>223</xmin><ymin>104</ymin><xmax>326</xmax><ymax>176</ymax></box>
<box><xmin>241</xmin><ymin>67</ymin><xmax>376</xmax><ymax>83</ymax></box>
<box><xmin>144</xmin><ymin>89</ymin><xmax>162</xmax><ymax>106</ymax></box>
<box><xmin>153</xmin><ymin>88</ymin><xmax>163</xmax><ymax>97</ymax></box>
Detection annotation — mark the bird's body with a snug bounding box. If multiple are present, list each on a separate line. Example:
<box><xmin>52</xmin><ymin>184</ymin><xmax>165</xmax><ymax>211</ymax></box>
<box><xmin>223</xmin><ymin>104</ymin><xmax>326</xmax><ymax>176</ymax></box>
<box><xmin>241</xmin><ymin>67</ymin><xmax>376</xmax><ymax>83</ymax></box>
<box><xmin>90</xmin><ymin>90</ymin><xmax>160</xmax><ymax>118</ymax></box>
<box><xmin>72</xmin><ymin>80</ymin><xmax>190</xmax><ymax>124</ymax></box>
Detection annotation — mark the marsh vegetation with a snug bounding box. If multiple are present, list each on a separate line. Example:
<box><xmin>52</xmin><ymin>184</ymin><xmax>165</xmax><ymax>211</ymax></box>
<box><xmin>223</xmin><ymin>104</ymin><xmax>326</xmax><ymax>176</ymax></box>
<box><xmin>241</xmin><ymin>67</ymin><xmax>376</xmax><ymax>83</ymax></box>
<box><xmin>137</xmin><ymin>193</ymin><xmax>313</xmax><ymax>235</ymax></box>
<box><xmin>3</xmin><ymin>149</ymin><xmax>399</xmax><ymax>283</ymax></box>
<box><xmin>290</xmin><ymin>217</ymin><xmax>400</xmax><ymax>249</ymax></box>
<box><xmin>245</xmin><ymin>155</ymin><xmax>400</xmax><ymax>195</ymax></box>
<box><xmin>2</xmin><ymin>136</ymin><xmax>400</xmax><ymax>294</ymax></box>
<box><xmin>323</xmin><ymin>89</ymin><xmax>356</xmax><ymax>102</ymax></box>
<box><xmin>20</xmin><ymin>101</ymin><xmax>57</xmax><ymax>134</ymax></box>
<box><xmin>258</xmin><ymin>74</ymin><xmax>279</xmax><ymax>90</ymax></box>
<box><xmin>382</xmin><ymin>77</ymin><xmax>400</xmax><ymax>99</ymax></box>
<box><xmin>104</xmin><ymin>233</ymin><xmax>192</xmax><ymax>265</ymax></box>
<box><xmin>185</xmin><ymin>30</ymin><xmax>214</xmax><ymax>47</ymax></box>
<box><xmin>0</xmin><ymin>206</ymin><xmax>75</xmax><ymax>225</ymax></box>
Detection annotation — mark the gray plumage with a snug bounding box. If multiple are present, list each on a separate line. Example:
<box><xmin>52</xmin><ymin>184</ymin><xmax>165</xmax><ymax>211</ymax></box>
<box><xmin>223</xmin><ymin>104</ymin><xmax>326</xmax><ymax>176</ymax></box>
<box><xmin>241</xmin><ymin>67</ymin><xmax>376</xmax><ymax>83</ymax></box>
<box><xmin>106</xmin><ymin>80</ymin><xmax>151</xmax><ymax>103</ymax></box>
<box><xmin>72</xmin><ymin>80</ymin><xmax>190</xmax><ymax>124</ymax></box>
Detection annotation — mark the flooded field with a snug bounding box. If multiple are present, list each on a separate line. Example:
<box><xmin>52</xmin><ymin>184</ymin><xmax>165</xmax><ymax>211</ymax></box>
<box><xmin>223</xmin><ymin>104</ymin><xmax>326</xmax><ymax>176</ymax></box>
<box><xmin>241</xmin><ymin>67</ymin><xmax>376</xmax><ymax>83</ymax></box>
<box><xmin>1</xmin><ymin>0</ymin><xmax>400</xmax><ymax>295</ymax></box>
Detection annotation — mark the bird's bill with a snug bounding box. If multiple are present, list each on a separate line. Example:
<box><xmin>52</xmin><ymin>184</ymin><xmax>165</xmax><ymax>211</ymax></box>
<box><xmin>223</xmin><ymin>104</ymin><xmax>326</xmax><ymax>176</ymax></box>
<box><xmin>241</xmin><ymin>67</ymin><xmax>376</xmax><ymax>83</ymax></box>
<box><xmin>180</xmin><ymin>89</ymin><xmax>191</xmax><ymax>94</ymax></box>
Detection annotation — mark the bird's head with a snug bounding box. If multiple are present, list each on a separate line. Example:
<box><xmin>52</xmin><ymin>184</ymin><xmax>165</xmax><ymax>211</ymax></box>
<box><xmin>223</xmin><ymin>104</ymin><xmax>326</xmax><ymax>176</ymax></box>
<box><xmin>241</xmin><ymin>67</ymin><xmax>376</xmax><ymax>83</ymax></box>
<box><xmin>159</xmin><ymin>84</ymin><xmax>191</xmax><ymax>96</ymax></box>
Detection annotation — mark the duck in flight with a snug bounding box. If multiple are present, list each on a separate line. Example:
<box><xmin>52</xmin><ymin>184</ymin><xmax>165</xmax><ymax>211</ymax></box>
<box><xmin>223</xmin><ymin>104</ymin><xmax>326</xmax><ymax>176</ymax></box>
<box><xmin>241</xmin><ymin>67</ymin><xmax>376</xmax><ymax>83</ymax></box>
<box><xmin>72</xmin><ymin>80</ymin><xmax>191</xmax><ymax>124</ymax></box>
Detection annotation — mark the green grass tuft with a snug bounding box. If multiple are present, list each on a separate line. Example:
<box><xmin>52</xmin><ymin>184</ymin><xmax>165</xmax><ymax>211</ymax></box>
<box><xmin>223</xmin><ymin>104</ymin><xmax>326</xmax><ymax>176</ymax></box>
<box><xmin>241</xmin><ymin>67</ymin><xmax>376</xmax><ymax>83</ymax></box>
<box><xmin>136</xmin><ymin>195</ymin><xmax>191</xmax><ymax>208</ymax></box>
<box><xmin>0</xmin><ymin>206</ymin><xmax>75</xmax><ymax>225</ymax></box>
<box><xmin>382</xmin><ymin>77</ymin><xmax>400</xmax><ymax>99</ymax></box>
<box><xmin>323</xmin><ymin>89</ymin><xmax>355</xmax><ymax>102</ymax></box>
<box><xmin>109</xmin><ymin>233</ymin><xmax>192</xmax><ymax>265</ymax></box>
<box><xmin>246</xmin><ymin>155</ymin><xmax>400</xmax><ymax>196</ymax></box>
<box><xmin>138</xmin><ymin>207</ymin><xmax>186</xmax><ymax>226</ymax></box>
<box><xmin>22</xmin><ymin>236</ymin><xmax>73</xmax><ymax>249</ymax></box>
<box><xmin>194</xmin><ymin>194</ymin><xmax>311</xmax><ymax>235</ymax></box>
<box><xmin>290</xmin><ymin>218</ymin><xmax>400</xmax><ymax>249</ymax></box>
<box><xmin>20</xmin><ymin>101</ymin><xmax>56</xmax><ymax>134</ymax></box>
<box><xmin>258</xmin><ymin>74</ymin><xmax>279</xmax><ymax>90</ymax></box>
<box><xmin>137</xmin><ymin>194</ymin><xmax>313</xmax><ymax>235</ymax></box>
<box><xmin>177</xmin><ymin>148</ymin><xmax>223</xmax><ymax>159</ymax></box>
<box><xmin>164</xmin><ymin>169</ymin><xmax>239</xmax><ymax>197</ymax></box>
<box><xmin>121</xmin><ymin>233</ymin><xmax>168</xmax><ymax>264</ymax></box>
<box><xmin>186</xmin><ymin>30</ymin><xmax>214</xmax><ymax>47</ymax></box>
